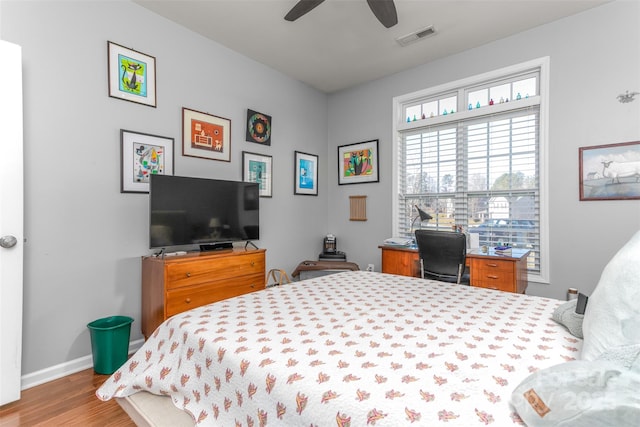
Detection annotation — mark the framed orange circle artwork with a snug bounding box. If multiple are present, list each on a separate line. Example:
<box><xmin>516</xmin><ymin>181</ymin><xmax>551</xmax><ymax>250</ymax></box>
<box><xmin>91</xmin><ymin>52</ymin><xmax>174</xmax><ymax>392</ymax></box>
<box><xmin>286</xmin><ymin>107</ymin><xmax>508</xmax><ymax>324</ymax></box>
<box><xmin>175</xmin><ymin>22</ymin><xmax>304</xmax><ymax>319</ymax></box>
<box><xmin>246</xmin><ymin>109</ymin><xmax>271</xmax><ymax>146</ymax></box>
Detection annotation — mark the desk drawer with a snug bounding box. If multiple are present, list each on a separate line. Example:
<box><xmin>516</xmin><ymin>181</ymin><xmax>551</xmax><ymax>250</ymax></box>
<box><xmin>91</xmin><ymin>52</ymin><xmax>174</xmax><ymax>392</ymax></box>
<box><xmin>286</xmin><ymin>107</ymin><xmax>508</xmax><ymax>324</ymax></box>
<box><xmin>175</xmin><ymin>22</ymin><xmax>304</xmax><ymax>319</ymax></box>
<box><xmin>165</xmin><ymin>253</ymin><xmax>265</xmax><ymax>289</ymax></box>
<box><xmin>381</xmin><ymin>247</ymin><xmax>420</xmax><ymax>277</ymax></box>
<box><xmin>165</xmin><ymin>273</ymin><xmax>264</xmax><ymax>317</ymax></box>
<box><xmin>470</xmin><ymin>258</ymin><xmax>515</xmax><ymax>292</ymax></box>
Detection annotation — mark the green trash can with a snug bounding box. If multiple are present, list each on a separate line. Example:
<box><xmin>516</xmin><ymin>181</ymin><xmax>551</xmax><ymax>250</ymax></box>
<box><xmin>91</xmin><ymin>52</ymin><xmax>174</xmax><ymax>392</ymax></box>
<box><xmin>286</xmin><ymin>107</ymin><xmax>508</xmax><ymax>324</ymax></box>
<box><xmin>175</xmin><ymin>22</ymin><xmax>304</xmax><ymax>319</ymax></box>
<box><xmin>87</xmin><ymin>315</ymin><xmax>134</xmax><ymax>375</ymax></box>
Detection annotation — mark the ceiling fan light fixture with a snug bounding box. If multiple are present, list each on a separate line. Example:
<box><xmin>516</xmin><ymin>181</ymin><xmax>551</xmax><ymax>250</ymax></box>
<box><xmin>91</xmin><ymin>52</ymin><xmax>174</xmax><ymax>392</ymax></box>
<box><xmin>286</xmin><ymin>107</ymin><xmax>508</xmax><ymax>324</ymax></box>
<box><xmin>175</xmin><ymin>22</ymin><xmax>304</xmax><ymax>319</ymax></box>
<box><xmin>396</xmin><ymin>25</ymin><xmax>436</xmax><ymax>47</ymax></box>
<box><xmin>285</xmin><ymin>0</ymin><xmax>398</xmax><ymax>28</ymax></box>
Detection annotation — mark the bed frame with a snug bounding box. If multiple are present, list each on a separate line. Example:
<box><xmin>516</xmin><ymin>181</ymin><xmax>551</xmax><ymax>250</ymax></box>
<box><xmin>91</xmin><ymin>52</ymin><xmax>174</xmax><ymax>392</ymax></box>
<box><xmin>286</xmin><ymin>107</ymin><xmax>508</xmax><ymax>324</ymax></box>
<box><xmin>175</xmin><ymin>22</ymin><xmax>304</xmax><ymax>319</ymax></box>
<box><xmin>117</xmin><ymin>393</ymin><xmax>192</xmax><ymax>427</ymax></box>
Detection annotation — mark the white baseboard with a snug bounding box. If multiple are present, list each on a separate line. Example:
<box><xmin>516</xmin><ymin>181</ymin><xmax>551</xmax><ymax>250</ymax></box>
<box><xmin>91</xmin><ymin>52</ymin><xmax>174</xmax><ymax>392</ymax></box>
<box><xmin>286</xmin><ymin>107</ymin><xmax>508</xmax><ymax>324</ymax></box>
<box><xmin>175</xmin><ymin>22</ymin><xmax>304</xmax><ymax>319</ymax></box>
<box><xmin>21</xmin><ymin>339</ymin><xmax>144</xmax><ymax>390</ymax></box>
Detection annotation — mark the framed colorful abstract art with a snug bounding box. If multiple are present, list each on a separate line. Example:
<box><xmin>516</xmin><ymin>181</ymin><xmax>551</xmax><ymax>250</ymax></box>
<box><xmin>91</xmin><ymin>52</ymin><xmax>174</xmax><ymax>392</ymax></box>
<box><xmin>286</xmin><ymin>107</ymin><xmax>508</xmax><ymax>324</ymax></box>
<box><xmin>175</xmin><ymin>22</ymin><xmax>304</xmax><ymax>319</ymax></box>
<box><xmin>246</xmin><ymin>109</ymin><xmax>271</xmax><ymax>146</ymax></box>
<box><xmin>182</xmin><ymin>107</ymin><xmax>231</xmax><ymax>162</ymax></box>
<box><xmin>120</xmin><ymin>129</ymin><xmax>174</xmax><ymax>193</ymax></box>
<box><xmin>108</xmin><ymin>41</ymin><xmax>156</xmax><ymax>107</ymax></box>
<box><xmin>242</xmin><ymin>151</ymin><xmax>273</xmax><ymax>198</ymax></box>
<box><xmin>294</xmin><ymin>151</ymin><xmax>318</xmax><ymax>196</ymax></box>
<box><xmin>338</xmin><ymin>139</ymin><xmax>379</xmax><ymax>185</ymax></box>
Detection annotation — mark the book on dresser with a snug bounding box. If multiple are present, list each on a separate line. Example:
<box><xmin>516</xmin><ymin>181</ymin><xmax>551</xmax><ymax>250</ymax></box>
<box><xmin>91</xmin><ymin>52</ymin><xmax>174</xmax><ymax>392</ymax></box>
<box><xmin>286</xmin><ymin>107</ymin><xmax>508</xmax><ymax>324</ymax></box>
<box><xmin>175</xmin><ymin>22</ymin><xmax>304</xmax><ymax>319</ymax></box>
<box><xmin>493</xmin><ymin>246</ymin><xmax>512</xmax><ymax>256</ymax></box>
<box><xmin>141</xmin><ymin>248</ymin><xmax>266</xmax><ymax>339</ymax></box>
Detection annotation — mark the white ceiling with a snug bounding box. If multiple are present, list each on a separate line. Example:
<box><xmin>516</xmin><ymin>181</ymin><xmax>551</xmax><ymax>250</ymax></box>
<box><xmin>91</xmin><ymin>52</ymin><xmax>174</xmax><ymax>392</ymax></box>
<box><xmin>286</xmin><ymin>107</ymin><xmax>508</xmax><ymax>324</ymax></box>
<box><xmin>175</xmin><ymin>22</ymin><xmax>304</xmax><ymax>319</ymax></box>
<box><xmin>134</xmin><ymin>0</ymin><xmax>608</xmax><ymax>93</ymax></box>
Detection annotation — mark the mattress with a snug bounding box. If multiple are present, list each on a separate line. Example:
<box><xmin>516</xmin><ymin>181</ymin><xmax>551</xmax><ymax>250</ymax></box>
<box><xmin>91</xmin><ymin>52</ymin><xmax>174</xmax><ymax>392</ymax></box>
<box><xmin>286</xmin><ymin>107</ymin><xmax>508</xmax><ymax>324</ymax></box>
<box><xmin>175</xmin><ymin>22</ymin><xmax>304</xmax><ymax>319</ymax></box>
<box><xmin>98</xmin><ymin>271</ymin><xmax>581</xmax><ymax>426</ymax></box>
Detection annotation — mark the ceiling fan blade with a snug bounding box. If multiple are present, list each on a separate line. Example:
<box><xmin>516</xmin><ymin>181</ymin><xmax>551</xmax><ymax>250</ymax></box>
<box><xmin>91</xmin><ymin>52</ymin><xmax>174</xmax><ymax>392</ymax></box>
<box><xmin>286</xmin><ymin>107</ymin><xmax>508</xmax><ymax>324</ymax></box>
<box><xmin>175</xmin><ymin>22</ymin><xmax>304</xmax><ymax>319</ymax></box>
<box><xmin>366</xmin><ymin>0</ymin><xmax>398</xmax><ymax>28</ymax></box>
<box><xmin>284</xmin><ymin>0</ymin><xmax>326</xmax><ymax>22</ymax></box>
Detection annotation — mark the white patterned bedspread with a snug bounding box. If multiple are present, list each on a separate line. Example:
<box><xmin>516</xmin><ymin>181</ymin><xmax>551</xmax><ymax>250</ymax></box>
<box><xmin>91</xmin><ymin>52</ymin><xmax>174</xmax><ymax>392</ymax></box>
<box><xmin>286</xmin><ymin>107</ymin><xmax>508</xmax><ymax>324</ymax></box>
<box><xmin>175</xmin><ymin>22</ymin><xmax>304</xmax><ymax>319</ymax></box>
<box><xmin>97</xmin><ymin>271</ymin><xmax>582</xmax><ymax>426</ymax></box>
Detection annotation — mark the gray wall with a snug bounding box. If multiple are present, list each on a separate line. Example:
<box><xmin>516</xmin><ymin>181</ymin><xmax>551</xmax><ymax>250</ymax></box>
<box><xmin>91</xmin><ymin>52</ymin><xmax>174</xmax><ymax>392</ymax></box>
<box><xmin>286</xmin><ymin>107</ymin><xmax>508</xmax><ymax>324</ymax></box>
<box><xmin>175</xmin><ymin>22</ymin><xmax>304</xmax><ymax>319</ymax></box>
<box><xmin>327</xmin><ymin>0</ymin><xmax>640</xmax><ymax>300</ymax></box>
<box><xmin>1</xmin><ymin>0</ymin><xmax>328</xmax><ymax>375</ymax></box>
<box><xmin>2</xmin><ymin>0</ymin><xmax>639</xmax><ymax>378</ymax></box>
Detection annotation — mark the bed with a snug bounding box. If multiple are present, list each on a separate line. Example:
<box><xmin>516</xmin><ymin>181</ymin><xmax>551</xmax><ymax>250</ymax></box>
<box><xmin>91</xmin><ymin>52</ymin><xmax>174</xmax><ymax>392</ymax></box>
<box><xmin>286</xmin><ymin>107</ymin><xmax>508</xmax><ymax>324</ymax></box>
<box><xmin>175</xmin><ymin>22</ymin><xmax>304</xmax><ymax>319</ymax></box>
<box><xmin>97</xmin><ymin>270</ymin><xmax>586</xmax><ymax>426</ymax></box>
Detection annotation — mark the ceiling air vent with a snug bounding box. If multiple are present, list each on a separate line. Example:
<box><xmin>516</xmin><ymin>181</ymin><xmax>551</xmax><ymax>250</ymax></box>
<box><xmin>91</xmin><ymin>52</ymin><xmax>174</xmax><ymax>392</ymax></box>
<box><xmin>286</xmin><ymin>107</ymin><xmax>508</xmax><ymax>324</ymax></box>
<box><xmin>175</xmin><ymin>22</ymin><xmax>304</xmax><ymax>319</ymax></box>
<box><xmin>396</xmin><ymin>26</ymin><xmax>436</xmax><ymax>47</ymax></box>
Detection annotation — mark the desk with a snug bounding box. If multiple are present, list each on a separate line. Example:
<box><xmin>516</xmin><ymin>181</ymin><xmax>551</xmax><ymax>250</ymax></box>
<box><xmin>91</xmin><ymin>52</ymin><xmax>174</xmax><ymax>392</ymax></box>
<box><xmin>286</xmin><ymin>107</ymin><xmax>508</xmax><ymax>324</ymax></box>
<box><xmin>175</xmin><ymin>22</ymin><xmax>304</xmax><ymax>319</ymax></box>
<box><xmin>379</xmin><ymin>245</ymin><xmax>529</xmax><ymax>294</ymax></box>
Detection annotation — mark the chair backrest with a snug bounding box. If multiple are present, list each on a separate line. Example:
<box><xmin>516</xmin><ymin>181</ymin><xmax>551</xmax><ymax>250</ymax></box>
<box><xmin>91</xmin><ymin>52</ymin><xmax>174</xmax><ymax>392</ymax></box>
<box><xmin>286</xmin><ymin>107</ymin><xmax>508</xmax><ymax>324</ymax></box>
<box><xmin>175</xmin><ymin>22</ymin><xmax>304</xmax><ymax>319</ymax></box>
<box><xmin>414</xmin><ymin>229</ymin><xmax>467</xmax><ymax>283</ymax></box>
<box><xmin>266</xmin><ymin>268</ymin><xmax>291</xmax><ymax>287</ymax></box>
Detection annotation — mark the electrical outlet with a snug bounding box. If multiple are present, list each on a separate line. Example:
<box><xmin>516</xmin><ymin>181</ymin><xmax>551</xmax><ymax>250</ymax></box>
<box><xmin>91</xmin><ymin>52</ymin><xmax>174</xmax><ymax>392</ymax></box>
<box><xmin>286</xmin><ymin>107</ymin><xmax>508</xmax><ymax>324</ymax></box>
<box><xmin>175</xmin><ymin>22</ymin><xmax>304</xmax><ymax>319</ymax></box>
<box><xmin>366</xmin><ymin>264</ymin><xmax>374</xmax><ymax>272</ymax></box>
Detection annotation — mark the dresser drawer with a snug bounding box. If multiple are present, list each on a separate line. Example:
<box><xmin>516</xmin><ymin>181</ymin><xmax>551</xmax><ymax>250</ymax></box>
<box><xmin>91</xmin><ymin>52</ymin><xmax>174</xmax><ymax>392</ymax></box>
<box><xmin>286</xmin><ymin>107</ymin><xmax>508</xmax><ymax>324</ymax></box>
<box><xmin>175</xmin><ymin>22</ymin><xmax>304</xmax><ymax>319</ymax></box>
<box><xmin>470</xmin><ymin>258</ymin><xmax>515</xmax><ymax>292</ymax></box>
<box><xmin>165</xmin><ymin>252</ymin><xmax>265</xmax><ymax>289</ymax></box>
<box><xmin>165</xmin><ymin>272</ymin><xmax>264</xmax><ymax>317</ymax></box>
<box><xmin>142</xmin><ymin>248</ymin><xmax>266</xmax><ymax>339</ymax></box>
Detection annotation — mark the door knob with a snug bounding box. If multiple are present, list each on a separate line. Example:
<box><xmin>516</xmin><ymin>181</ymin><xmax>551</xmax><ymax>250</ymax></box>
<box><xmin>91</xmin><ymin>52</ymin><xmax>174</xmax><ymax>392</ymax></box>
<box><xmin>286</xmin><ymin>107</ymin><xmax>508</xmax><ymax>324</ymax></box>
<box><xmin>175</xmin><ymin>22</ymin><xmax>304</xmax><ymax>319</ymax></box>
<box><xmin>0</xmin><ymin>235</ymin><xmax>17</xmax><ymax>248</ymax></box>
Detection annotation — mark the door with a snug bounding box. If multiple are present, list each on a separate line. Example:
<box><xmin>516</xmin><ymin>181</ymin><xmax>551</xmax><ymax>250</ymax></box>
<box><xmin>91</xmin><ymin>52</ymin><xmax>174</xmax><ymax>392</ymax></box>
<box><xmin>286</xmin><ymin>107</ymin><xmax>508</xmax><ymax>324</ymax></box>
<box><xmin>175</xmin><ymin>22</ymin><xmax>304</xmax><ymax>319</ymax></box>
<box><xmin>0</xmin><ymin>39</ymin><xmax>24</xmax><ymax>405</ymax></box>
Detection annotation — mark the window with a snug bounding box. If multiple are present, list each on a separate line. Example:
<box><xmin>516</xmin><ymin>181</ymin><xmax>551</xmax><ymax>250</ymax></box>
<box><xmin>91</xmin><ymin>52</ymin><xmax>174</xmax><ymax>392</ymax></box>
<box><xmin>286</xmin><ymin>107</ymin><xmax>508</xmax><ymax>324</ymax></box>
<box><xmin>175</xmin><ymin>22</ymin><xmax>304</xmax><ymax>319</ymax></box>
<box><xmin>393</xmin><ymin>58</ymin><xmax>549</xmax><ymax>282</ymax></box>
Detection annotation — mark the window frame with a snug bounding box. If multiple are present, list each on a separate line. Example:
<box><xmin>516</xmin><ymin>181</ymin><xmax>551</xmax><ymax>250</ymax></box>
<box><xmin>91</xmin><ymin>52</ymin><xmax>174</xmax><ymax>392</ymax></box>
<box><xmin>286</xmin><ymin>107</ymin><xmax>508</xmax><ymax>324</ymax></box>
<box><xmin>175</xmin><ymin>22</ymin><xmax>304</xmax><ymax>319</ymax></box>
<box><xmin>392</xmin><ymin>57</ymin><xmax>550</xmax><ymax>284</ymax></box>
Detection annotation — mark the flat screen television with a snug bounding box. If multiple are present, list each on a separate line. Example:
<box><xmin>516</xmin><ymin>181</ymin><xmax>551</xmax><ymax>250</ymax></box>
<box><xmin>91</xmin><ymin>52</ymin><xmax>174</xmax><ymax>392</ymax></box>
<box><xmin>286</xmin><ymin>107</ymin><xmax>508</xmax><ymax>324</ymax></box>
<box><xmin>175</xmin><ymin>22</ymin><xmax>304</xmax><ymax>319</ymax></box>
<box><xmin>149</xmin><ymin>175</ymin><xmax>259</xmax><ymax>250</ymax></box>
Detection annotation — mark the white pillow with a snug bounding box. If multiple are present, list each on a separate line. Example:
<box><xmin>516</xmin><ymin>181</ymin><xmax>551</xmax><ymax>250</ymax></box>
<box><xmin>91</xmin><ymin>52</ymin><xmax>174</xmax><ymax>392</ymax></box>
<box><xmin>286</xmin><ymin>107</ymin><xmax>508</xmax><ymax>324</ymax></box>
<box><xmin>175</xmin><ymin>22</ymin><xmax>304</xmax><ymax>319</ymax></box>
<box><xmin>596</xmin><ymin>344</ymin><xmax>640</xmax><ymax>372</ymax></box>
<box><xmin>581</xmin><ymin>230</ymin><xmax>640</xmax><ymax>361</ymax></box>
<box><xmin>551</xmin><ymin>299</ymin><xmax>584</xmax><ymax>339</ymax></box>
<box><xmin>511</xmin><ymin>360</ymin><xmax>640</xmax><ymax>427</ymax></box>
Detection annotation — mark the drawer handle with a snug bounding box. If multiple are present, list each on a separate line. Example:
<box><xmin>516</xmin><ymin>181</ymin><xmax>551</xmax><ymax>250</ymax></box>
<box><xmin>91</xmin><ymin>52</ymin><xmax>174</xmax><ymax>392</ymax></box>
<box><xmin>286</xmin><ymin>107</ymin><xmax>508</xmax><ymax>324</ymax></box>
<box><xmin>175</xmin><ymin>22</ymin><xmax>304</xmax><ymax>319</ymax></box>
<box><xmin>185</xmin><ymin>298</ymin><xmax>191</xmax><ymax>304</ymax></box>
<box><xmin>486</xmin><ymin>263</ymin><xmax>498</xmax><ymax>267</ymax></box>
<box><xmin>250</xmin><ymin>261</ymin><xmax>255</xmax><ymax>267</ymax></box>
<box><xmin>186</xmin><ymin>272</ymin><xmax>191</xmax><ymax>277</ymax></box>
<box><xmin>487</xmin><ymin>275</ymin><xmax>499</xmax><ymax>279</ymax></box>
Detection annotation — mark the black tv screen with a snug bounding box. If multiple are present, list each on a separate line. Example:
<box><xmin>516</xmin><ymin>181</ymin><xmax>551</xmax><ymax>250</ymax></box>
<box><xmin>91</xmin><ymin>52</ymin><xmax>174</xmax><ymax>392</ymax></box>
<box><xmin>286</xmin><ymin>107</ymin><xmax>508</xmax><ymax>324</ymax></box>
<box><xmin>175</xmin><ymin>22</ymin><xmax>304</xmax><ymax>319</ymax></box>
<box><xmin>149</xmin><ymin>175</ymin><xmax>259</xmax><ymax>249</ymax></box>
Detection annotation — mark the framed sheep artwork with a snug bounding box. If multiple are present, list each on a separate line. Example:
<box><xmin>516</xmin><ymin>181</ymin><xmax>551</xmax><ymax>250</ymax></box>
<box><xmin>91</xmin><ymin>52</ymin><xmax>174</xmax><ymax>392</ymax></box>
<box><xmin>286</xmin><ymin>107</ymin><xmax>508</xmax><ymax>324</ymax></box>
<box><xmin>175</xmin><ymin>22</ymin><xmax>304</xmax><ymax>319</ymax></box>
<box><xmin>579</xmin><ymin>140</ymin><xmax>640</xmax><ymax>201</ymax></box>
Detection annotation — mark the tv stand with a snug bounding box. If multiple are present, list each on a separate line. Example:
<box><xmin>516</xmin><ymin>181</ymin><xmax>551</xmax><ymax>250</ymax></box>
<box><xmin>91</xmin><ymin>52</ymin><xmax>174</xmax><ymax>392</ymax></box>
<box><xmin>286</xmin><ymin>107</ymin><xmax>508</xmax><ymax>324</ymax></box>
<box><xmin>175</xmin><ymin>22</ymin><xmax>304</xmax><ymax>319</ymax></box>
<box><xmin>200</xmin><ymin>242</ymin><xmax>233</xmax><ymax>251</ymax></box>
<box><xmin>245</xmin><ymin>240</ymin><xmax>258</xmax><ymax>250</ymax></box>
<box><xmin>141</xmin><ymin>248</ymin><xmax>266</xmax><ymax>339</ymax></box>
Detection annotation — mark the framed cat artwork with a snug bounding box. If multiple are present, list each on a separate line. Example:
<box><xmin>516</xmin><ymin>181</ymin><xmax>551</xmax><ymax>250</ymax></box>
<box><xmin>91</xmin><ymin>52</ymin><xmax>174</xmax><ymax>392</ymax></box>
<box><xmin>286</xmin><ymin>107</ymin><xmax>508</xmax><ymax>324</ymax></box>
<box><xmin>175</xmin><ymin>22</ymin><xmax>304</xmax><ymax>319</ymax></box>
<box><xmin>107</xmin><ymin>41</ymin><xmax>157</xmax><ymax>108</ymax></box>
<box><xmin>338</xmin><ymin>139</ymin><xmax>379</xmax><ymax>185</ymax></box>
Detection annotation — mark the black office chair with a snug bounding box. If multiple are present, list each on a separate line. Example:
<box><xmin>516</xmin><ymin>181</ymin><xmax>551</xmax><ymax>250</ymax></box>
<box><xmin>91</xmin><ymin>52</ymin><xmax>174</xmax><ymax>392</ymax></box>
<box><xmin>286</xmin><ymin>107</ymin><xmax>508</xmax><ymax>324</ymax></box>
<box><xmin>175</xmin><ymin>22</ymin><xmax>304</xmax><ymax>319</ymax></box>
<box><xmin>414</xmin><ymin>229</ymin><xmax>470</xmax><ymax>285</ymax></box>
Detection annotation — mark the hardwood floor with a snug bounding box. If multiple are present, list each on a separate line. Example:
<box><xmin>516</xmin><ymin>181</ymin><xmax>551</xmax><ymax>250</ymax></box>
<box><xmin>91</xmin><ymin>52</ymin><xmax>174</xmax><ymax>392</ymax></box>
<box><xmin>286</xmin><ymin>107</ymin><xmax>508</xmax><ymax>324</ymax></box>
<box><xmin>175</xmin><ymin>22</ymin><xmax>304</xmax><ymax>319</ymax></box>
<box><xmin>0</xmin><ymin>368</ymin><xmax>135</xmax><ymax>426</ymax></box>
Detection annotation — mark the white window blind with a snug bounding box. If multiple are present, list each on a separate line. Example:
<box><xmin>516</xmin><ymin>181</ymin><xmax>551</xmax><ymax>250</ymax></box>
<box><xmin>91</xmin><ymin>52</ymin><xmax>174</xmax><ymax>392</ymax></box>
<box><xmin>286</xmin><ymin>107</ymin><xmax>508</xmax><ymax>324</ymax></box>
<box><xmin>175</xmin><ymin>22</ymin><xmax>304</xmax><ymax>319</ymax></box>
<box><xmin>394</xmin><ymin>61</ymin><xmax>547</xmax><ymax>277</ymax></box>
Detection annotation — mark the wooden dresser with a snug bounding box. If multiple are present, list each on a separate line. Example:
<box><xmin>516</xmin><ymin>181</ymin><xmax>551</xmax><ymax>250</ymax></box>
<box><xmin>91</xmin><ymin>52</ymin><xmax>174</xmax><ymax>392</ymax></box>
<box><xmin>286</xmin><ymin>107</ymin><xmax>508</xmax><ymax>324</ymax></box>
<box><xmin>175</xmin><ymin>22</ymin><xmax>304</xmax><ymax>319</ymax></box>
<box><xmin>141</xmin><ymin>248</ymin><xmax>265</xmax><ymax>338</ymax></box>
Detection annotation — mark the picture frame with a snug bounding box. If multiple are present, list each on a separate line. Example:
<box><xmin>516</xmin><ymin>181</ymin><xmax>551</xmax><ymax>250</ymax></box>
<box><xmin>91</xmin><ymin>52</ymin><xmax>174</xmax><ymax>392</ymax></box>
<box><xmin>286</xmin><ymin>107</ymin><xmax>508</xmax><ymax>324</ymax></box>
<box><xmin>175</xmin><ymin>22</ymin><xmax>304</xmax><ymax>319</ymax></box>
<box><xmin>338</xmin><ymin>139</ymin><xmax>380</xmax><ymax>185</ymax></box>
<box><xmin>294</xmin><ymin>151</ymin><xmax>318</xmax><ymax>196</ymax></box>
<box><xmin>108</xmin><ymin>41</ymin><xmax>156</xmax><ymax>107</ymax></box>
<box><xmin>246</xmin><ymin>109</ymin><xmax>272</xmax><ymax>146</ymax></box>
<box><xmin>579</xmin><ymin>140</ymin><xmax>640</xmax><ymax>201</ymax></box>
<box><xmin>242</xmin><ymin>151</ymin><xmax>273</xmax><ymax>198</ymax></box>
<box><xmin>120</xmin><ymin>129</ymin><xmax>174</xmax><ymax>193</ymax></box>
<box><xmin>182</xmin><ymin>107</ymin><xmax>231</xmax><ymax>162</ymax></box>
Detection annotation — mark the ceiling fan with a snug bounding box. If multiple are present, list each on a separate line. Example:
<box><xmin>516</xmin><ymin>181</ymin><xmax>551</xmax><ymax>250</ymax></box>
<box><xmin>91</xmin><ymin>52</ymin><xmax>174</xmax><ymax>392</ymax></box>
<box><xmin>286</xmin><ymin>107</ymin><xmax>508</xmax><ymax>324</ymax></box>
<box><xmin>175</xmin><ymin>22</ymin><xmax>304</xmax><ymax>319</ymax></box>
<box><xmin>285</xmin><ymin>0</ymin><xmax>398</xmax><ymax>28</ymax></box>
